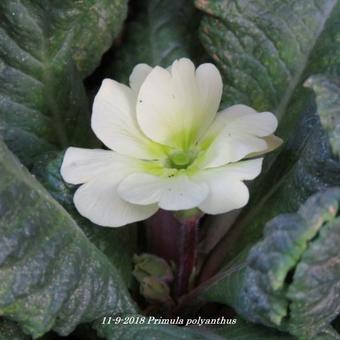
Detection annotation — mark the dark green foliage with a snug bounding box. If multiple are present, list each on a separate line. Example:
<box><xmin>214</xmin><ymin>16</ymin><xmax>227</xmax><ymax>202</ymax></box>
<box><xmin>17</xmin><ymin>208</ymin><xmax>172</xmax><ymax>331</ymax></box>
<box><xmin>0</xmin><ymin>0</ymin><xmax>127</xmax><ymax>165</ymax></box>
<box><xmin>0</xmin><ymin>0</ymin><xmax>339</xmax><ymax>339</ymax></box>
<box><xmin>0</xmin><ymin>319</ymin><xmax>29</xmax><ymax>340</ymax></box>
<box><xmin>0</xmin><ymin>140</ymin><xmax>135</xmax><ymax>338</ymax></box>
<box><xmin>305</xmin><ymin>75</ymin><xmax>340</xmax><ymax>157</ymax></box>
<box><xmin>197</xmin><ymin>0</ymin><xmax>339</xmax><ymax>114</ymax></box>
<box><xmin>201</xmin><ymin>189</ymin><xmax>340</xmax><ymax>339</ymax></box>
<box><xmin>32</xmin><ymin>152</ymin><xmax>138</xmax><ymax>287</ymax></box>
<box><xmin>109</xmin><ymin>0</ymin><xmax>203</xmax><ymax>84</ymax></box>
<box><xmin>203</xmin><ymin>110</ymin><xmax>340</xmax><ymax>272</ymax></box>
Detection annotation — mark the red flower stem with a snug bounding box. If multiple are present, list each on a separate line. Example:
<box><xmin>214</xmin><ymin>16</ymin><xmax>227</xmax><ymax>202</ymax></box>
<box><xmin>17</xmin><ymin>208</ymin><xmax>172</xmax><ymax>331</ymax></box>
<box><xmin>146</xmin><ymin>209</ymin><xmax>202</xmax><ymax>299</ymax></box>
<box><xmin>146</xmin><ymin>210</ymin><xmax>181</xmax><ymax>263</ymax></box>
<box><xmin>174</xmin><ymin>216</ymin><xmax>200</xmax><ymax>298</ymax></box>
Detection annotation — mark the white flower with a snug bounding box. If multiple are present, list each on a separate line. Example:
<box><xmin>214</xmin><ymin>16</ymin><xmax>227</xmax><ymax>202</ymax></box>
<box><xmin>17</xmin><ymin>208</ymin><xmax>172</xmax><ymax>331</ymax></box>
<box><xmin>61</xmin><ymin>58</ymin><xmax>282</xmax><ymax>227</ymax></box>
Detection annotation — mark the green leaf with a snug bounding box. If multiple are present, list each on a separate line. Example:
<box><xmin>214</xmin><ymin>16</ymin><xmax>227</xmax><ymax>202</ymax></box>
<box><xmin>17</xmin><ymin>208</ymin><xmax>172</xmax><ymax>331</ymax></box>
<box><xmin>31</xmin><ymin>151</ymin><xmax>138</xmax><ymax>287</ymax></box>
<box><xmin>214</xmin><ymin>319</ymin><xmax>292</xmax><ymax>340</ymax></box>
<box><xmin>0</xmin><ymin>62</ymin><xmax>93</xmax><ymax>167</ymax></box>
<box><xmin>108</xmin><ymin>0</ymin><xmax>203</xmax><ymax>84</ymax></box>
<box><xmin>200</xmin><ymin>189</ymin><xmax>340</xmax><ymax>339</ymax></box>
<box><xmin>0</xmin><ymin>139</ymin><xmax>136</xmax><ymax>338</ymax></box>
<box><xmin>287</xmin><ymin>215</ymin><xmax>340</xmax><ymax>338</ymax></box>
<box><xmin>196</xmin><ymin>0</ymin><xmax>340</xmax><ymax>126</ymax></box>
<box><xmin>0</xmin><ymin>0</ymin><xmax>127</xmax><ymax>165</ymax></box>
<box><xmin>201</xmin><ymin>74</ymin><xmax>340</xmax><ymax>278</ymax></box>
<box><xmin>202</xmin><ymin>111</ymin><xmax>340</xmax><ymax>278</ymax></box>
<box><xmin>0</xmin><ymin>319</ymin><xmax>29</xmax><ymax>340</ymax></box>
<box><xmin>317</xmin><ymin>327</ymin><xmax>340</xmax><ymax>340</ymax></box>
<box><xmin>0</xmin><ymin>0</ymin><xmax>127</xmax><ymax>78</ymax></box>
<box><xmin>305</xmin><ymin>75</ymin><xmax>340</xmax><ymax>158</ymax></box>
<box><xmin>196</xmin><ymin>1</ymin><xmax>340</xmax><ymax>278</ymax></box>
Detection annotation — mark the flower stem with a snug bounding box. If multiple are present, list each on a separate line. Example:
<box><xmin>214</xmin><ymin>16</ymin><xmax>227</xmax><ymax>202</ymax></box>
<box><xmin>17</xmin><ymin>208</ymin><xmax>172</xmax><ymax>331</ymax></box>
<box><xmin>146</xmin><ymin>209</ymin><xmax>203</xmax><ymax>299</ymax></box>
<box><xmin>174</xmin><ymin>217</ymin><xmax>199</xmax><ymax>298</ymax></box>
<box><xmin>146</xmin><ymin>210</ymin><xmax>181</xmax><ymax>263</ymax></box>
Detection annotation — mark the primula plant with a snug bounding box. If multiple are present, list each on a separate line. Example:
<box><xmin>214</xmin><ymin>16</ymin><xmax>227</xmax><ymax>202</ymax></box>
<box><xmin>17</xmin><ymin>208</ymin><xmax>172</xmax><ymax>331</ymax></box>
<box><xmin>0</xmin><ymin>1</ymin><xmax>339</xmax><ymax>340</ymax></box>
<box><xmin>61</xmin><ymin>58</ymin><xmax>281</xmax><ymax>227</ymax></box>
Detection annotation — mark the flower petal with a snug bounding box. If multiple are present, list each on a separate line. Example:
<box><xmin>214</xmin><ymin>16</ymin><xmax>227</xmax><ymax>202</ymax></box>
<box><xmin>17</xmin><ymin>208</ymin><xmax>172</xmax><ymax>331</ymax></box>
<box><xmin>61</xmin><ymin>147</ymin><xmax>134</xmax><ymax>185</ymax></box>
<box><xmin>129</xmin><ymin>63</ymin><xmax>152</xmax><ymax>93</ymax></box>
<box><xmin>117</xmin><ymin>173</ymin><xmax>209</xmax><ymax>211</ymax></box>
<box><xmin>195</xmin><ymin>63</ymin><xmax>223</xmax><ymax>124</ymax></box>
<box><xmin>205</xmin><ymin>104</ymin><xmax>278</xmax><ymax>140</ymax></box>
<box><xmin>92</xmin><ymin>79</ymin><xmax>162</xmax><ymax>159</ymax></box>
<box><xmin>200</xmin><ymin>105</ymin><xmax>279</xmax><ymax>167</ymax></box>
<box><xmin>74</xmin><ymin>173</ymin><xmax>158</xmax><ymax>227</ymax></box>
<box><xmin>246</xmin><ymin>134</ymin><xmax>283</xmax><ymax>159</ymax></box>
<box><xmin>195</xmin><ymin>158</ymin><xmax>263</xmax><ymax>214</ymax></box>
<box><xmin>201</xmin><ymin>133</ymin><xmax>267</xmax><ymax>168</ymax></box>
<box><xmin>136</xmin><ymin>58</ymin><xmax>222</xmax><ymax>148</ymax></box>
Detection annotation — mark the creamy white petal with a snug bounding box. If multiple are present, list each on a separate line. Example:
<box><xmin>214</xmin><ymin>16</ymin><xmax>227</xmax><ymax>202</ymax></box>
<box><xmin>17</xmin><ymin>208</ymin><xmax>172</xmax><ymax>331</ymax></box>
<box><xmin>214</xmin><ymin>104</ymin><xmax>256</xmax><ymax>124</ymax></box>
<box><xmin>203</xmin><ymin>104</ymin><xmax>277</xmax><ymax>139</ymax></box>
<box><xmin>200</xmin><ymin>105</ymin><xmax>278</xmax><ymax>168</ymax></box>
<box><xmin>61</xmin><ymin>147</ymin><xmax>135</xmax><ymax>185</ymax></box>
<box><xmin>74</xmin><ymin>174</ymin><xmax>158</xmax><ymax>227</ymax></box>
<box><xmin>263</xmin><ymin>134</ymin><xmax>283</xmax><ymax>151</ymax></box>
<box><xmin>195</xmin><ymin>158</ymin><xmax>263</xmax><ymax>214</ymax></box>
<box><xmin>246</xmin><ymin>134</ymin><xmax>283</xmax><ymax>158</ymax></box>
<box><xmin>225</xmin><ymin>112</ymin><xmax>277</xmax><ymax>137</ymax></box>
<box><xmin>129</xmin><ymin>63</ymin><xmax>152</xmax><ymax>93</ymax></box>
<box><xmin>136</xmin><ymin>58</ymin><xmax>222</xmax><ymax>148</ymax></box>
<box><xmin>92</xmin><ymin>79</ymin><xmax>161</xmax><ymax>159</ymax></box>
<box><xmin>201</xmin><ymin>133</ymin><xmax>267</xmax><ymax>168</ymax></box>
<box><xmin>195</xmin><ymin>63</ymin><xmax>223</xmax><ymax>129</ymax></box>
<box><xmin>117</xmin><ymin>173</ymin><xmax>209</xmax><ymax>211</ymax></box>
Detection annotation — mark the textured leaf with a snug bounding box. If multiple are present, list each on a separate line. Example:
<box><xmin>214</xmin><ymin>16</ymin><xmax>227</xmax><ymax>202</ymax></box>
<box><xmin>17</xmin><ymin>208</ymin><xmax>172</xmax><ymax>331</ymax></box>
<box><xmin>201</xmin><ymin>111</ymin><xmax>340</xmax><ymax>280</ymax></box>
<box><xmin>32</xmin><ymin>151</ymin><xmax>138</xmax><ymax>287</ymax></box>
<box><xmin>0</xmin><ymin>139</ymin><xmax>136</xmax><ymax>338</ymax></box>
<box><xmin>0</xmin><ymin>0</ymin><xmax>127</xmax><ymax>165</ymax></box>
<box><xmin>197</xmin><ymin>0</ymin><xmax>339</xmax><ymax>126</ymax></box>
<box><xmin>200</xmin><ymin>69</ymin><xmax>340</xmax><ymax>278</ymax></box>
<box><xmin>0</xmin><ymin>61</ymin><xmax>92</xmax><ymax>167</ymax></box>
<box><xmin>287</xmin><ymin>217</ymin><xmax>340</xmax><ymax>338</ymax></box>
<box><xmin>200</xmin><ymin>189</ymin><xmax>340</xmax><ymax>339</ymax></box>
<box><xmin>317</xmin><ymin>327</ymin><xmax>340</xmax><ymax>340</ymax></box>
<box><xmin>197</xmin><ymin>1</ymin><xmax>340</xmax><ymax>281</ymax></box>
<box><xmin>214</xmin><ymin>319</ymin><xmax>292</xmax><ymax>340</ymax></box>
<box><xmin>0</xmin><ymin>319</ymin><xmax>29</xmax><ymax>340</ymax></box>
<box><xmin>305</xmin><ymin>75</ymin><xmax>340</xmax><ymax>158</ymax></box>
<box><xmin>0</xmin><ymin>0</ymin><xmax>127</xmax><ymax>77</ymax></box>
<box><xmin>108</xmin><ymin>0</ymin><xmax>203</xmax><ymax>84</ymax></box>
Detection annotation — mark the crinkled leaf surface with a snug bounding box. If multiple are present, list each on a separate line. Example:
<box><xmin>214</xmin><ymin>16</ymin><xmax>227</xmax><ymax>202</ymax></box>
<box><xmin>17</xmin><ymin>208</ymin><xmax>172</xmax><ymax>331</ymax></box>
<box><xmin>200</xmin><ymin>189</ymin><xmax>340</xmax><ymax>339</ymax></box>
<box><xmin>0</xmin><ymin>0</ymin><xmax>127</xmax><ymax>166</ymax></box>
<box><xmin>200</xmin><ymin>72</ymin><xmax>340</xmax><ymax>280</ymax></box>
<box><xmin>108</xmin><ymin>0</ymin><xmax>203</xmax><ymax>84</ymax></box>
<box><xmin>0</xmin><ymin>319</ymin><xmax>29</xmax><ymax>340</ymax></box>
<box><xmin>0</xmin><ymin>0</ymin><xmax>127</xmax><ymax>78</ymax></box>
<box><xmin>0</xmin><ymin>140</ymin><xmax>136</xmax><ymax>338</ymax></box>
<box><xmin>32</xmin><ymin>151</ymin><xmax>138</xmax><ymax>287</ymax></box>
<box><xmin>0</xmin><ymin>61</ymin><xmax>92</xmax><ymax>167</ymax></box>
<box><xmin>196</xmin><ymin>1</ymin><xmax>340</xmax><ymax>272</ymax></box>
<box><xmin>286</xmin><ymin>217</ymin><xmax>340</xmax><ymax>338</ymax></box>
<box><xmin>305</xmin><ymin>75</ymin><xmax>340</xmax><ymax>158</ymax></box>
<box><xmin>197</xmin><ymin>0</ymin><xmax>339</xmax><ymax>124</ymax></box>
<box><xmin>214</xmin><ymin>319</ymin><xmax>292</xmax><ymax>340</ymax></box>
